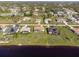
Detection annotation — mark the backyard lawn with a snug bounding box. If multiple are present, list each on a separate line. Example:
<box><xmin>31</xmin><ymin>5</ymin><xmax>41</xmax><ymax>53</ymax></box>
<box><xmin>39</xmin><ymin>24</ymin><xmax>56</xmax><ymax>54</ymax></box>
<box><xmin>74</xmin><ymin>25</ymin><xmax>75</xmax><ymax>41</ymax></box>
<box><xmin>0</xmin><ymin>26</ymin><xmax>79</xmax><ymax>46</ymax></box>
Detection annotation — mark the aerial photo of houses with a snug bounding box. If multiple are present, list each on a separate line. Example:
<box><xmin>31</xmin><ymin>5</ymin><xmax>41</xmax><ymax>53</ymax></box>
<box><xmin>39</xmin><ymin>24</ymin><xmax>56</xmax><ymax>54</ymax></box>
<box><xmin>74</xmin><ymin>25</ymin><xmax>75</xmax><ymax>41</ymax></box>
<box><xmin>0</xmin><ymin>1</ymin><xmax>79</xmax><ymax>46</ymax></box>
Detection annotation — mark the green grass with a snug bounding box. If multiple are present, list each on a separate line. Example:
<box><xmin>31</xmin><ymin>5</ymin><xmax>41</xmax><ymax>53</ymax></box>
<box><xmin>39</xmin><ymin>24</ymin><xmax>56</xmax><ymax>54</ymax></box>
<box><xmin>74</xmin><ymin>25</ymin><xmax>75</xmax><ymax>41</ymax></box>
<box><xmin>0</xmin><ymin>10</ymin><xmax>11</xmax><ymax>13</ymax></box>
<box><xmin>0</xmin><ymin>16</ymin><xmax>23</xmax><ymax>24</ymax></box>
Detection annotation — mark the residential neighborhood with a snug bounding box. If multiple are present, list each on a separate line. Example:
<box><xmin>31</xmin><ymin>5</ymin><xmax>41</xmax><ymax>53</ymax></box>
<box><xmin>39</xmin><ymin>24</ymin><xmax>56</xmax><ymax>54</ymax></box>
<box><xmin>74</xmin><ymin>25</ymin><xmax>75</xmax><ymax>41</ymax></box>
<box><xmin>0</xmin><ymin>2</ymin><xmax>79</xmax><ymax>46</ymax></box>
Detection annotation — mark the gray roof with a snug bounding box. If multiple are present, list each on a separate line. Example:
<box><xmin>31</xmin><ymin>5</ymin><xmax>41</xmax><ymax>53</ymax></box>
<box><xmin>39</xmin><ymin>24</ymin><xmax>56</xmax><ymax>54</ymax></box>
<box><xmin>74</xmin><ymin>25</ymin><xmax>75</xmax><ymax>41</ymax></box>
<box><xmin>3</xmin><ymin>25</ymin><xmax>19</xmax><ymax>34</ymax></box>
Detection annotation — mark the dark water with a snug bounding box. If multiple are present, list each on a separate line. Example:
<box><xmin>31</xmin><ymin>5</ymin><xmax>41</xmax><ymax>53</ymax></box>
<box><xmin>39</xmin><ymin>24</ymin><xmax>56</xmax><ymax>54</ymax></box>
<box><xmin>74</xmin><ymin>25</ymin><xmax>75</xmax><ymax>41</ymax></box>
<box><xmin>0</xmin><ymin>46</ymin><xmax>79</xmax><ymax>57</ymax></box>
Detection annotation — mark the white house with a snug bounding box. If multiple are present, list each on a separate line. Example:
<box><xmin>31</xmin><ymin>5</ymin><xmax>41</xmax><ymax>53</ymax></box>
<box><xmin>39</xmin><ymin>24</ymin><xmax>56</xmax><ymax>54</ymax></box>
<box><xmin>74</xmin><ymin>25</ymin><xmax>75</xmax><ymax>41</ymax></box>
<box><xmin>20</xmin><ymin>25</ymin><xmax>31</xmax><ymax>33</ymax></box>
<box><xmin>44</xmin><ymin>18</ymin><xmax>52</xmax><ymax>24</ymax></box>
<box><xmin>50</xmin><ymin>11</ymin><xmax>54</xmax><ymax>16</ymax></box>
<box><xmin>23</xmin><ymin>17</ymin><xmax>31</xmax><ymax>21</ymax></box>
<box><xmin>68</xmin><ymin>16</ymin><xmax>77</xmax><ymax>22</ymax></box>
<box><xmin>9</xmin><ymin>7</ymin><xmax>20</xmax><ymax>16</ymax></box>
<box><xmin>42</xmin><ymin>7</ymin><xmax>46</xmax><ymax>11</ymax></box>
<box><xmin>57</xmin><ymin>11</ymin><xmax>64</xmax><ymax>16</ymax></box>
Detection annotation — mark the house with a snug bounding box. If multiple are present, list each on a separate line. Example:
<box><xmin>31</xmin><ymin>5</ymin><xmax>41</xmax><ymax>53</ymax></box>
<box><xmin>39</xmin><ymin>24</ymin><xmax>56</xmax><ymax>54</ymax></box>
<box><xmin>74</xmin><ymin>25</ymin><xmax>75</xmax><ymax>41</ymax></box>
<box><xmin>0</xmin><ymin>13</ymin><xmax>13</xmax><ymax>16</ymax></box>
<box><xmin>42</xmin><ymin>7</ymin><xmax>46</xmax><ymax>12</ymax></box>
<box><xmin>33</xmin><ymin>12</ymin><xmax>39</xmax><ymax>16</ymax></box>
<box><xmin>22</xmin><ymin>7</ymin><xmax>27</xmax><ymax>12</ymax></box>
<box><xmin>0</xmin><ymin>26</ymin><xmax>2</xmax><ymax>32</ymax></box>
<box><xmin>25</xmin><ymin>11</ymin><xmax>30</xmax><ymax>14</ymax></box>
<box><xmin>47</xmin><ymin>26</ymin><xmax>58</xmax><ymax>35</ymax></box>
<box><xmin>9</xmin><ymin>8</ymin><xmax>19</xmax><ymax>15</ymax></box>
<box><xmin>65</xmin><ymin>8</ymin><xmax>78</xmax><ymax>16</ymax></box>
<box><xmin>56</xmin><ymin>17</ymin><xmax>64</xmax><ymax>23</ymax></box>
<box><xmin>35</xmin><ymin>19</ymin><xmax>41</xmax><ymax>24</ymax></box>
<box><xmin>71</xmin><ymin>28</ymin><xmax>79</xmax><ymax>35</ymax></box>
<box><xmin>44</xmin><ymin>18</ymin><xmax>52</xmax><ymax>24</ymax></box>
<box><xmin>57</xmin><ymin>11</ymin><xmax>65</xmax><ymax>17</ymax></box>
<box><xmin>44</xmin><ymin>13</ymin><xmax>48</xmax><ymax>17</ymax></box>
<box><xmin>20</xmin><ymin>25</ymin><xmax>31</xmax><ymax>33</ymax></box>
<box><xmin>72</xmin><ymin>14</ymin><xmax>79</xmax><ymax>21</ymax></box>
<box><xmin>34</xmin><ymin>24</ymin><xmax>44</xmax><ymax>32</ymax></box>
<box><xmin>23</xmin><ymin>17</ymin><xmax>31</xmax><ymax>21</ymax></box>
<box><xmin>49</xmin><ymin>11</ymin><xmax>54</xmax><ymax>16</ymax></box>
<box><xmin>24</xmin><ymin>11</ymin><xmax>32</xmax><ymax>16</ymax></box>
<box><xmin>33</xmin><ymin>7</ymin><xmax>40</xmax><ymax>16</ymax></box>
<box><xmin>68</xmin><ymin>16</ymin><xmax>77</xmax><ymax>21</ymax></box>
<box><xmin>2</xmin><ymin>24</ymin><xmax>19</xmax><ymax>35</ymax></box>
<box><xmin>54</xmin><ymin>14</ymin><xmax>58</xmax><ymax>17</ymax></box>
<box><xmin>34</xmin><ymin>7</ymin><xmax>39</xmax><ymax>12</ymax></box>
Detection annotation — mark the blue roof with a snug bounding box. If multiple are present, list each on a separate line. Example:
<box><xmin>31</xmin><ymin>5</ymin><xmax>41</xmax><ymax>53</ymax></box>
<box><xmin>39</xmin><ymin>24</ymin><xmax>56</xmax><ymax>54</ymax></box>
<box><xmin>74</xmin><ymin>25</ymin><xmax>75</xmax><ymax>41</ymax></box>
<box><xmin>48</xmin><ymin>27</ymin><xmax>57</xmax><ymax>34</ymax></box>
